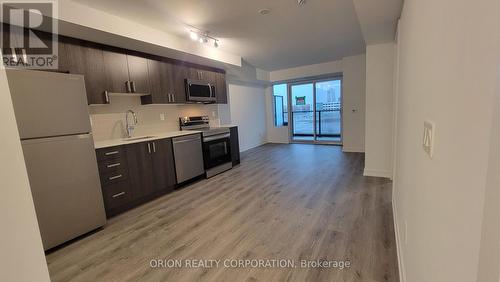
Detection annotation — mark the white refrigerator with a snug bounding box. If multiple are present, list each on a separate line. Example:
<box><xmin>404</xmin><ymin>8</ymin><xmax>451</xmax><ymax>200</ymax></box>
<box><xmin>6</xmin><ymin>69</ymin><xmax>106</xmax><ymax>250</ymax></box>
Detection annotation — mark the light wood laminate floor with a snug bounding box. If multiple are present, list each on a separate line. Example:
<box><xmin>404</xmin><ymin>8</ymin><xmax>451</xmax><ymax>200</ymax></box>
<box><xmin>46</xmin><ymin>144</ymin><xmax>399</xmax><ymax>282</ymax></box>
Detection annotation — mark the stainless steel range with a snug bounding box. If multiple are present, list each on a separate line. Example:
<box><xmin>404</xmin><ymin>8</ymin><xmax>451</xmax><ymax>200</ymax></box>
<box><xmin>179</xmin><ymin>116</ymin><xmax>232</xmax><ymax>178</ymax></box>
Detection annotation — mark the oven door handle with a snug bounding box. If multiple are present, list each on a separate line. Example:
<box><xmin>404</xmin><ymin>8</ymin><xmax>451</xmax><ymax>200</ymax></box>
<box><xmin>203</xmin><ymin>133</ymin><xmax>230</xmax><ymax>142</ymax></box>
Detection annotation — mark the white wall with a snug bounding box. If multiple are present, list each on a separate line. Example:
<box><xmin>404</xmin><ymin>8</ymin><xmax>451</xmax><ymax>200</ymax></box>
<box><xmin>0</xmin><ymin>65</ymin><xmax>50</xmax><ymax>281</ymax></box>
<box><xmin>364</xmin><ymin>43</ymin><xmax>395</xmax><ymax>178</ymax></box>
<box><xmin>477</xmin><ymin>66</ymin><xmax>500</xmax><ymax>282</ymax></box>
<box><xmin>269</xmin><ymin>60</ymin><xmax>342</xmax><ymax>82</ymax></box>
<box><xmin>393</xmin><ymin>0</ymin><xmax>500</xmax><ymax>282</ymax></box>
<box><xmin>228</xmin><ymin>83</ymin><xmax>267</xmax><ymax>151</ymax></box>
<box><xmin>266</xmin><ymin>55</ymin><xmax>366</xmax><ymax>150</ymax></box>
<box><xmin>342</xmin><ymin>54</ymin><xmax>367</xmax><ymax>152</ymax></box>
<box><xmin>264</xmin><ymin>86</ymin><xmax>290</xmax><ymax>144</ymax></box>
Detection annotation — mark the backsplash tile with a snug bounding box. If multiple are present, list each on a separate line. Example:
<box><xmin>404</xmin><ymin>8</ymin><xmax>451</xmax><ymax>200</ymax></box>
<box><xmin>89</xmin><ymin>96</ymin><xmax>219</xmax><ymax>141</ymax></box>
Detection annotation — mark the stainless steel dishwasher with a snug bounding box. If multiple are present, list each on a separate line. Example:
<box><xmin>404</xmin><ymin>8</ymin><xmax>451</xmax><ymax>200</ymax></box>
<box><xmin>172</xmin><ymin>133</ymin><xmax>205</xmax><ymax>183</ymax></box>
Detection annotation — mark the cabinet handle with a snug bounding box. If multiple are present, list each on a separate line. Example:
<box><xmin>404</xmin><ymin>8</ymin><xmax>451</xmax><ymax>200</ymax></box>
<box><xmin>167</xmin><ymin>93</ymin><xmax>171</xmax><ymax>103</ymax></box>
<box><xmin>104</xmin><ymin>91</ymin><xmax>110</xmax><ymax>103</ymax></box>
<box><xmin>106</xmin><ymin>163</ymin><xmax>121</xmax><ymax>168</ymax></box>
<box><xmin>112</xmin><ymin>192</ymin><xmax>126</xmax><ymax>198</ymax></box>
<box><xmin>131</xmin><ymin>81</ymin><xmax>137</xmax><ymax>93</ymax></box>
<box><xmin>125</xmin><ymin>81</ymin><xmax>132</xmax><ymax>93</ymax></box>
<box><xmin>108</xmin><ymin>174</ymin><xmax>123</xmax><ymax>180</ymax></box>
<box><xmin>105</xmin><ymin>151</ymin><xmax>119</xmax><ymax>156</ymax></box>
<box><xmin>147</xmin><ymin>143</ymin><xmax>151</xmax><ymax>154</ymax></box>
<box><xmin>152</xmin><ymin>142</ymin><xmax>156</xmax><ymax>153</ymax></box>
<box><xmin>171</xmin><ymin>93</ymin><xmax>175</xmax><ymax>102</ymax></box>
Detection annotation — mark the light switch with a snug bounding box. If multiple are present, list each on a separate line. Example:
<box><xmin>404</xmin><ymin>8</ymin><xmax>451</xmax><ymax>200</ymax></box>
<box><xmin>423</xmin><ymin>120</ymin><xmax>435</xmax><ymax>158</ymax></box>
<box><xmin>160</xmin><ymin>113</ymin><xmax>165</xmax><ymax>121</ymax></box>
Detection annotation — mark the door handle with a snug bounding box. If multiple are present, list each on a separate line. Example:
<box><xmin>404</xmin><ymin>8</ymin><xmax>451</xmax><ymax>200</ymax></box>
<box><xmin>125</xmin><ymin>81</ymin><xmax>132</xmax><ymax>93</ymax></box>
<box><xmin>147</xmin><ymin>143</ymin><xmax>151</xmax><ymax>154</ymax></box>
<box><xmin>152</xmin><ymin>142</ymin><xmax>156</xmax><ymax>153</ymax></box>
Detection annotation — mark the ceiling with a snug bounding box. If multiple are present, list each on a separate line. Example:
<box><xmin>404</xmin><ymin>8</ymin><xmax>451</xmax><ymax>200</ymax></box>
<box><xmin>72</xmin><ymin>0</ymin><xmax>371</xmax><ymax>71</ymax></box>
<box><xmin>353</xmin><ymin>0</ymin><xmax>403</xmax><ymax>44</ymax></box>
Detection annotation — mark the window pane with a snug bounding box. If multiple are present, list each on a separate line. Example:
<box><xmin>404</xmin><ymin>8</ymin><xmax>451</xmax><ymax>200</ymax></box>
<box><xmin>273</xmin><ymin>84</ymin><xmax>288</xmax><ymax>127</ymax></box>
<box><xmin>274</xmin><ymin>96</ymin><xmax>284</xmax><ymax>126</ymax></box>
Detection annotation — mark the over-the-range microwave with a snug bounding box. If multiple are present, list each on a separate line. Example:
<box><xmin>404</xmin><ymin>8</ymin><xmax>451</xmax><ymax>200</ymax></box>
<box><xmin>185</xmin><ymin>79</ymin><xmax>216</xmax><ymax>103</ymax></box>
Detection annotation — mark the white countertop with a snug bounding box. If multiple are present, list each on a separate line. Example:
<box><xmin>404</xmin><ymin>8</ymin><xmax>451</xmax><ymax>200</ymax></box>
<box><xmin>94</xmin><ymin>131</ymin><xmax>202</xmax><ymax>149</ymax></box>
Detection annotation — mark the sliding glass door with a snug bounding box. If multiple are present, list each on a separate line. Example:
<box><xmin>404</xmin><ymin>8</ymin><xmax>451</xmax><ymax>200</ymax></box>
<box><xmin>289</xmin><ymin>78</ymin><xmax>342</xmax><ymax>144</ymax></box>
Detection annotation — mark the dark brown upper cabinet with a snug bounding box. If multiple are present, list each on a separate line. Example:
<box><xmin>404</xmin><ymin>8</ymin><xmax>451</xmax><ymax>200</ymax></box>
<box><xmin>127</xmin><ymin>54</ymin><xmax>150</xmax><ymax>94</ymax></box>
<box><xmin>102</xmin><ymin>50</ymin><xmax>150</xmax><ymax>94</ymax></box>
<box><xmin>58</xmin><ymin>38</ymin><xmax>108</xmax><ymax>104</ymax></box>
<box><xmin>188</xmin><ymin>67</ymin><xmax>217</xmax><ymax>86</ymax></box>
<box><xmin>215</xmin><ymin>72</ymin><xmax>228</xmax><ymax>104</ymax></box>
<box><xmin>143</xmin><ymin>59</ymin><xmax>176</xmax><ymax>104</ymax></box>
<box><xmin>172</xmin><ymin>64</ymin><xmax>188</xmax><ymax>103</ymax></box>
<box><xmin>103</xmin><ymin>50</ymin><xmax>130</xmax><ymax>93</ymax></box>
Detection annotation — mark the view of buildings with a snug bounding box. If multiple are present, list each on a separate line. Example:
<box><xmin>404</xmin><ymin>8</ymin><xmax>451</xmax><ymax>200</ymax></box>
<box><xmin>273</xmin><ymin>80</ymin><xmax>342</xmax><ymax>139</ymax></box>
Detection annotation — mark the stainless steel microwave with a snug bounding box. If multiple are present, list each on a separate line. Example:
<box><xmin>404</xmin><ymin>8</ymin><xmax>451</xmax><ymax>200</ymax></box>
<box><xmin>185</xmin><ymin>79</ymin><xmax>216</xmax><ymax>103</ymax></box>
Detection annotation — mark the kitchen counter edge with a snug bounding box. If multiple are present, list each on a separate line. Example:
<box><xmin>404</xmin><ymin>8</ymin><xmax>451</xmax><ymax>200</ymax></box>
<box><xmin>94</xmin><ymin>131</ymin><xmax>203</xmax><ymax>149</ymax></box>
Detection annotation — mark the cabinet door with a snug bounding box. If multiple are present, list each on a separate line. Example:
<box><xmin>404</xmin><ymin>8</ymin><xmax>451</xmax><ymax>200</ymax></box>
<box><xmin>216</xmin><ymin>72</ymin><xmax>228</xmax><ymax>104</ymax></box>
<box><xmin>125</xmin><ymin>142</ymin><xmax>155</xmax><ymax>199</ymax></box>
<box><xmin>127</xmin><ymin>54</ymin><xmax>150</xmax><ymax>94</ymax></box>
<box><xmin>188</xmin><ymin>67</ymin><xmax>216</xmax><ymax>85</ymax></box>
<box><xmin>144</xmin><ymin>59</ymin><xmax>175</xmax><ymax>104</ymax></box>
<box><xmin>151</xmin><ymin>138</ymin><xmax>176</xmax><ymax>192</ymax></box>
<box><xmin>172</xmin><ymin>64</ymin><xmax>188</xmax><ymax>103</ymax></box>
<box><xmin>201</xmin><ymin>70</ymin><xmax>217</xmax><ymax>85</ymax></box>
<box><xmin>59</xmin><ymin>39</ymin><xmax>108</xmax><ymax>104</ymax></box>
<box><xmin>103</xmin><ymin>50</ymin><xmax>130</xmax><ymax>93</ymax></box>
<box><xmin>144</xmin><ymin>59</ymin><xmax>164</xmax><ymax>104</ymax></box>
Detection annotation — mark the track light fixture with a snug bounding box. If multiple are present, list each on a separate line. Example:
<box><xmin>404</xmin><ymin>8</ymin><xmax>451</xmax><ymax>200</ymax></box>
<box><xmin>189</xmin><ymin>30</ymin><xmax>219</xmax><ymax>48</ymax></box>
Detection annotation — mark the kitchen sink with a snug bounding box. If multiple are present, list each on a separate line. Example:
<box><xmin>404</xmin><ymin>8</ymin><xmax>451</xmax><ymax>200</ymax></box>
<box><xmin>122</xmin><ymin>136</ymin><xmax>157</xmax><ymax>142</ymax></box>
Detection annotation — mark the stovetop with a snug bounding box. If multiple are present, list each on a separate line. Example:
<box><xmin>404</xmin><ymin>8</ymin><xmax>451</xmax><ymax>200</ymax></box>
<box><xmin>179</xmin><ymin>116</ymin><xmax>229</xmax><ymax>137</ymax></box>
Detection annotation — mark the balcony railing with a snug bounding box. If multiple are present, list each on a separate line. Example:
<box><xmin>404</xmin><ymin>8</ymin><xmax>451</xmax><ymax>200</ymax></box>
<box><xmin>286</xmin><ymin>110</ymin><xmax>341</xmax><ymax>137</ymax></box>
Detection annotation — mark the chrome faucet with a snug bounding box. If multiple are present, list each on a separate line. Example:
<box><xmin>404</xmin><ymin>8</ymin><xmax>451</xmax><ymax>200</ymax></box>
<box><xmin>125</xmin><ymin>110</ymin><xmax>138</xmax><ymax>138</ymax></box>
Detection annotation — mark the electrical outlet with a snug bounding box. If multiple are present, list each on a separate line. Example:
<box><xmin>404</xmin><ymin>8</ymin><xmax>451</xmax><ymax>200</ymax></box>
<box><xmin>423</xmin><ymin>120</ymin><xmax>435</xmax><ymax>158</ymax></box>
<box><xmin>160</xmin><ymin>113</ymin><xmax>165</xmax><ymax>121</ymax></box>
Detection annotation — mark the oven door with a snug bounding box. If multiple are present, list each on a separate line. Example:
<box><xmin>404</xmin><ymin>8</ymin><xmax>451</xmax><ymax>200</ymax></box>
<box><xmin>202</xmin><ymin>134</ymin><xmax>232</xmax><ymax>169</ymax></box>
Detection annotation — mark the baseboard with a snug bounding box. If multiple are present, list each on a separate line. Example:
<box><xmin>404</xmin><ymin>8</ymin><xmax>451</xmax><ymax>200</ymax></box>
<box><xmin>266</xmin><ymin>140</ymin><xmax>290</xmax><ymax>144</ymax></box>
<box><xmin>363</xmin><ymin>168</ymin><xmax>392</xmax><ymax>179</ymax></box>
<box><xmin>240</xmin><ymin>141</ymin><xmax>268</xmax><ymax>153</ymax></box>
<box><xmin>392</xmin><ymin>185</ymin><xmax>406</xmax><ymax>282</ymax></box>
<box><xmin>342</xmin><ymin>146</ymin><xmax>365</xmax><ymax>153</ymax></box>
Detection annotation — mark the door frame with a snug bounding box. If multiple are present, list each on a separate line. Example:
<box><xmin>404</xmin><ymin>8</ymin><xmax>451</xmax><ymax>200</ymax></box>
<box><xmin>287</xmin><ymin>76</ymin><xmax>343</xmax><ymax>145</ymax></box>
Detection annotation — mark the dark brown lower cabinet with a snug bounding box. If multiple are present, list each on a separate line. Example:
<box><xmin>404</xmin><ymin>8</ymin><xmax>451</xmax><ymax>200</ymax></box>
<box><xmin>229</xmin><ymin>126</ymin><xmax>240</xmax><ymax>165</ymax></box>
<box><xmin>126</xmin><ymin>139</ymin><xmax>176</xmax><ymax>198</ymax></box>
<box><xmin>96</xmin><ymin>138</ymin><xmax>176</xmax><ymax>217</ymax></box>
<box><xmin>151</xmin><ymin>138</ymin><xmax>177</xmax><ymax>191</ymax></box>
